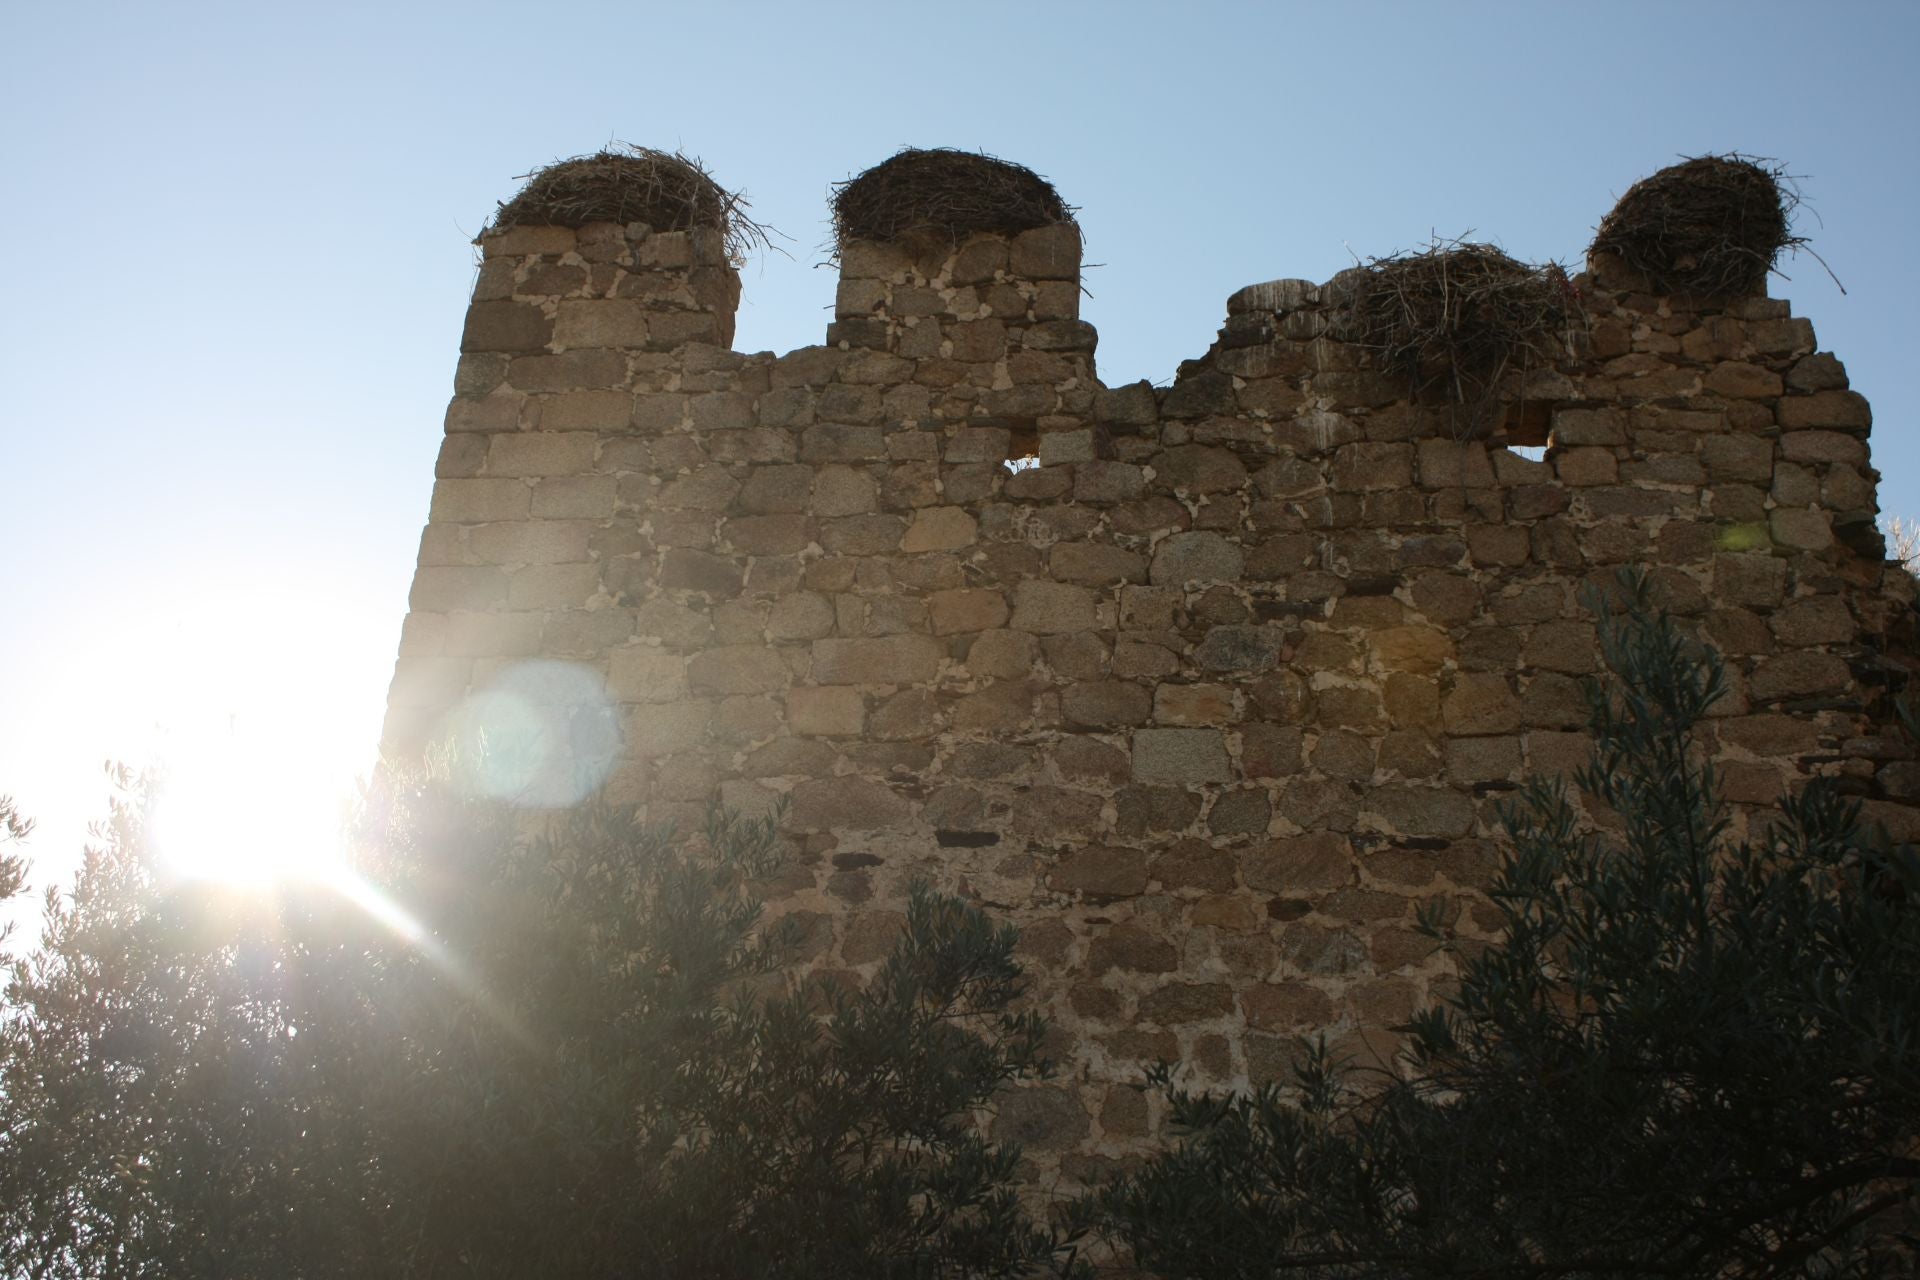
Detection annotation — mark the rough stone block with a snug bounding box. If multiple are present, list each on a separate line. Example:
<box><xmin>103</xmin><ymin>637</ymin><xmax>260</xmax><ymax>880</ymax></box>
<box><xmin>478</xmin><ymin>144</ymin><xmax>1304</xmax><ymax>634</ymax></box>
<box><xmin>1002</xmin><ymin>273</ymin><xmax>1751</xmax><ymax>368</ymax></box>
<box><xmin>1778</xmin><ymin>430</ymin><xmax>1867</xmax><ymax>467</ymax></box>
<box><xmin>1364</xmin><ymin>785</ymin><xmax>1476</xmax><ymax>838</ymax></box>
<box><xmin>1703</xmin><ymin>362</ymin><xmax>1783</xmax><ymax>399</ymax></box>
<box><xmin>486</xmin><ymin>432</ymin><xmax>597</xmax><ymax>477</ymax></box>
<box><xmin>1236</xmin><ymin>832</ymin><xmax>1359</xmax><ymax>890</ymax></box>
<box><xmin>529</xmin><ymin>475</ymin><xmax>615</xmax><ymax>520</ymax></box>
<box><xmin>1332</xmin><ymin>442</ymin><xmax>1414</xmax><ymax>492</ymax></box>
<box><xmin>1417</xmin><ymin>439</ymin><xmax>1497</xmax><ymax>488</ymax></box>
<box><xmin>1445</xmin><ymin>735</ymin><xmax>1521</xmax><ymax>785</ymax></box>
<box><xmin>1009</xmin><ymin>223</ymin><xmax>1082</xmax><ymax>280</ymax></box>
<box><xmin>1701</xmin><ymin>434</ymin><xmax>1774</xmax><ymax>483</ymax></box>
<box><xmin>721</xmin><ymin>515</ymin><xmax>814</xmax><ymax>555</ymax></box>
<box><xmin>436</xmin><ymin>434</ymin><xmax>489</xmax><ymax>479</ymax></box>
<box><xmin>1150</xmin><ymin>531</ymin><xmax>1245</xmax><ymax>585</ymax></box>
<box><xmin>1010</xmin><ymin>580</ymin><xmax>1101</xmax><ymax>634</ymax></box>
<box><xmin>1443</xmin><ymin>673</ymin><xmax>1522</xmax><ymax>735</ymax></box>
<box><xmin>1242</xmin><ymin>984</ymin><xmax>1336</xmax><ymax>1032</ymax></box>
<box><xmin>900</xmin><ymin>505</ymin><xmax>978</xmax><ymax>552</ymax></box>
<box><xmin>445</xmin><ymin>394</ymin><xmax>524</xmax><ymax>434</ymax></box>
<box><xmin>1050</xmin><ymin>542</ymin><xmax>1146</xmax><ymax>585</ymax></box>
<box><xmin>1555</xmin><ymin>446</ymin><xmax>1618</xmax><ymax>487</ymax></box>
<box><xmin>688</xmin><ymin>645</ymin><xmax>791</xmax><ymax>695</ymax></box>
<box><xmin>1712</xmin><ymin>554</ymin><xmax>1789</xmax><ymax>608</ymax></box>
<box><xmin>811</xmin><ymin>635</ymin><xmax>944</xmax><ymax>685</ymax></box>
<box><xmin>801</xmin><ymin>424</ymin><xmax>888</xmax><ymax>463</ymax></box>
<box><xmin>467</xmin><ymin>520</ymin><xmax>591</xmax><ymax>565</ymax></box>
<box><xmin>1551</xmin><ymin>407</ymin><xmax>1627</xmax><ymax>446</ymax></box>
<box><xmin>928</xmin><ymin>588</ymin><xmax>1009</xmax><ymax>635</ymax></box>
<box><xmin>1063</xmin><ymin>681</ymin><xmax>1152</xmax><ymax>728</ymax></box>
<box><xmin>789</xmin><ymin>777</ymin><xmax>912</xmax><ymax>831</ymax></box>
<box><xmin>1769</xmin><ymin>596</ymin><xmax>1854</xmax><ymax>647</ymax></box>
<box><xmin>1370</xmin><ymin>625</ymin><xmax>1454</xmax><ymax>675</ymax></box>
<box><xmin>1785</xmin><ymin>352</ymin><xmax>1848</xmax><ymax>393</ymax></box>
<box><xmin>1194</xmin><ymin>625</ymin><xmax>1283</xmax><ymax>673</ymax></box>
<box><xmin>1133</xmin><ymin>728</ymin><xmax>1231</xmax><ymax>784</ymax></box>
<box><xmin>1776</xmin><ymin>390</ymin><xmax>1871</xmax><ymax>431</ymax></box>
<box><xmin>1768</xmin><ymin>508</ymin><xmax>1833</xmax><ymax>552</ymax></box>
<box><xmin>1748</xmin><ymin>651</ymin><xmax>1851</xmax><ymax>701</ymax></box>
<box><xmin>553</xmin><ymin>299</ymin><xmax>651</xmax><ymax>349</ymax></box>
<box><xmin>607</xmin><ymin>648</ymin><xmax>687</xmax><ymax>703</ymax></box>
<box><xmin>1155</xmin><ymin>683</ymin><xmax>1235</xmax><ymax>725</ymax></box>
<box><xmin>965</xmin><ymin>630</ymin><xmax>1038</xmax><ymax>680</ymax></box>
<box><xmin>1084</xmin><ymin>926</ymin><xmax>1177</xmax><ymax>982</ymax></box>
<box><xmin>461</xmin><ymin>301</ymin><xmax>552</xmax><ymax>353</ymax></box>
<box><xmin>429</xmin><ymin>478</ymin><xmax>530</xmax><ymax>523</ymax></box>
<box><xmin>787</xmin><ymin>685</ymin><xmax>865</xmax><ymax>737</ymax></box>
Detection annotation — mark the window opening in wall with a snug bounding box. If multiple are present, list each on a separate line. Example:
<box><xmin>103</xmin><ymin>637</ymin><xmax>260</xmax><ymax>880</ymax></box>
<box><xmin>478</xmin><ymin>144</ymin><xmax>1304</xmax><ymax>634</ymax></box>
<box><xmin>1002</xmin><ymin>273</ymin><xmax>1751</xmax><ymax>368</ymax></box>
<box><xmin>1499</xmin><ymin>400</ymin><xmax>1552</xmax><ymax>462</ymax></box>
<box><xmin>1003</xmin><ymin>421</ymin><xmax>1040</xmax><ymax>472</ymax></box>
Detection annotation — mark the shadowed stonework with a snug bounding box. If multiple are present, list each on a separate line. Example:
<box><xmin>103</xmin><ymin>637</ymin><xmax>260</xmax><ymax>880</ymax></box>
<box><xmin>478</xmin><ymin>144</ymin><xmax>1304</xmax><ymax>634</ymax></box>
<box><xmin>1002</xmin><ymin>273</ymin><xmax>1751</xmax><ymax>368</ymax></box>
<box><xmin>386</xmin><ymin>148</ymin><xmax>1917</xmax><ymax>1190</ymax></box>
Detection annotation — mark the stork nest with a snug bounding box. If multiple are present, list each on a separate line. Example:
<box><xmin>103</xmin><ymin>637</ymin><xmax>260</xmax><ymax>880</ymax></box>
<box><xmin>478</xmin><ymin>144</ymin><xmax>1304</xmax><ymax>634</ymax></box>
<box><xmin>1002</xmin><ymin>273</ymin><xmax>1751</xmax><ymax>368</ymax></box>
<box><xmin>1589</xmin><ymin>155</ymin><xmax>1803</xmax><ymax>296</ymax></box>
<box><xmin>487</xmin><ymin>145</ymin><xmax>773</xmax><ymax>262</ymax></box>
<box><xmin>831</xmin><ymin>147</ymin><xmax>1077</xmax><ymax>251</ymax></box>
<box><xmin>1344</xmin><ymin>240</ymin><xmax>1584</xmax><ymax>439</ymax></box>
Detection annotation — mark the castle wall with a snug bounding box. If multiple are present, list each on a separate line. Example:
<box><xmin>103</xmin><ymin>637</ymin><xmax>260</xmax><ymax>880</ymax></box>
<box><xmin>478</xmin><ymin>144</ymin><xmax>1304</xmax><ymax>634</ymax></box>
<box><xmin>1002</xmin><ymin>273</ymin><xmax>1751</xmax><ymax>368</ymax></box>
<box><xmin>384</xmin><ymin>204</ymin><xmax>1916</xmax><ymax>1185</ymax></box>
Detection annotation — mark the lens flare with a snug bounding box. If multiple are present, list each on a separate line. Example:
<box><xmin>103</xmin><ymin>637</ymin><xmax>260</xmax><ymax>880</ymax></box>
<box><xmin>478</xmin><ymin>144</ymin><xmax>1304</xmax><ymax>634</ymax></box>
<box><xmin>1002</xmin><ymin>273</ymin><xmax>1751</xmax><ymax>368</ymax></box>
<box><xmin>437</xmin><ymin>660</ymin><xmax>618</xmax><ymax>808</ymax></box>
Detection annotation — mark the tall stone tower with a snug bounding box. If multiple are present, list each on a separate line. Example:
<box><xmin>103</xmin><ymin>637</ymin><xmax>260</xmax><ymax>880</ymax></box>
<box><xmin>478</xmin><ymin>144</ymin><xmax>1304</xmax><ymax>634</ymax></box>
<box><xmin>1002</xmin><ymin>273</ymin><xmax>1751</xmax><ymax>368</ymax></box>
<box><xmin>386</xmin><ymin>147</ymin><xmax>1916</xmax><ymax>1183</ymax></box>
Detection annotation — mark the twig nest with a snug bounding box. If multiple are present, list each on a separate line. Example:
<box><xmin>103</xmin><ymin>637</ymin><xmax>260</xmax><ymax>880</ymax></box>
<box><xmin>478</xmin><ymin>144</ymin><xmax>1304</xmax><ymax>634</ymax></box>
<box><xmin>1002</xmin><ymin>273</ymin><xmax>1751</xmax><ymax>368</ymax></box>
<box><xmin>488</xmin><ymin>146</ymin><xmax>770</xmax><ymax>262</ymax></box>
<box><xmin>1344</xmin><ymin>240</ymin><xmax>1584</xmax><ymax>438</ymax></box>
<box><xmin>1589</xmin><ymin>155</ymin><xmax>1801</xmax><ymax>296</ymax></box>
<box><xmin>831</xmin><ymin>148</ymin><xmax>1077</xmax><ymax>253</ymax></box>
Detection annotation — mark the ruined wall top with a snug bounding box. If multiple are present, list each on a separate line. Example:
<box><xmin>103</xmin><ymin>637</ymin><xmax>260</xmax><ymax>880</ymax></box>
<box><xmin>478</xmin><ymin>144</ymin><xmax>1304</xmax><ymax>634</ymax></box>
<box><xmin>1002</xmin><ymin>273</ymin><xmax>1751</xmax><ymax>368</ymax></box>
<box><xmin>387</xmin><ymin>146</ymin><xmax>1916</xmax><ymax>1186</ymax></box>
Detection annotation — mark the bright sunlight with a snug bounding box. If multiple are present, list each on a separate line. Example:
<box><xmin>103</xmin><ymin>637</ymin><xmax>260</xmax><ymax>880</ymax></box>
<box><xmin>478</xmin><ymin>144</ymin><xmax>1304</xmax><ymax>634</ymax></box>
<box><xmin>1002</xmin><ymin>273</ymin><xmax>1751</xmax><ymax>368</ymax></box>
<box><xmin>122</xmin><ymin>586</ymin><xmax>390</xmax><ymax>890</ymax></box>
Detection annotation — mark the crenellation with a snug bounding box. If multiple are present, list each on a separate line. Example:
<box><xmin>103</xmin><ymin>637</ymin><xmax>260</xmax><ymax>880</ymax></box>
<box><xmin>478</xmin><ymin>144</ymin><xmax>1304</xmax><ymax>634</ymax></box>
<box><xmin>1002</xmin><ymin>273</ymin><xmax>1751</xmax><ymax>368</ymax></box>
<box><xmin>383</xmin><ymin>146</ymin><xmax>1920</xmax><ymax>1193</ymax></box>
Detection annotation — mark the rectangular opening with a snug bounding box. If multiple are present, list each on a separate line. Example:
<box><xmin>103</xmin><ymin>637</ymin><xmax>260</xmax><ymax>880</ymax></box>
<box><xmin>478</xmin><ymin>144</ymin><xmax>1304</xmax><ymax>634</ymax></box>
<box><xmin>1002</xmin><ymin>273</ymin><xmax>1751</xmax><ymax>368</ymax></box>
<box><xmin>1501</xmin><ymin>401</ymin><xmax>1552</xmax><ymax>448</ymax></box>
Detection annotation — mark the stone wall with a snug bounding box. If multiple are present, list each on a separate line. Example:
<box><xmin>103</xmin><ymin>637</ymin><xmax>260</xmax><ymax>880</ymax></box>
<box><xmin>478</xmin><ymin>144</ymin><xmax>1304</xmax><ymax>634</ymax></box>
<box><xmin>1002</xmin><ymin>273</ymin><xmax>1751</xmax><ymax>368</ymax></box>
<box><xmin>384</xmin><ymin>165</ymin><xmax>1916</xmax><ymax>1187</ymax></box>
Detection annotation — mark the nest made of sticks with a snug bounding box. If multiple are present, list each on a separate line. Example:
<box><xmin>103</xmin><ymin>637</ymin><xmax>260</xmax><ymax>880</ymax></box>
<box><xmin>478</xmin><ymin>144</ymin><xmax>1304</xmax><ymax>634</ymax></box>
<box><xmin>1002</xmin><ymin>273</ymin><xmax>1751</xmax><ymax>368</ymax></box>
<box><xmin>1589</xmin><ymin>154</ymin><xmax>1804</xmax><ymax>296</ymax></box>
<box><xmin>1344</xmin><ymin>240</ymin><xmax>1584</xmax><ymax>438</ymax></box>
<box><xmin>487</xmin><ymin>145</ymin><xmax>774</xmax><ymax>262</ymax></box>
<box><xmin>830</xmin><ymin>148</ymin><xmax>1077</xmax><ymax>252</ymax></box>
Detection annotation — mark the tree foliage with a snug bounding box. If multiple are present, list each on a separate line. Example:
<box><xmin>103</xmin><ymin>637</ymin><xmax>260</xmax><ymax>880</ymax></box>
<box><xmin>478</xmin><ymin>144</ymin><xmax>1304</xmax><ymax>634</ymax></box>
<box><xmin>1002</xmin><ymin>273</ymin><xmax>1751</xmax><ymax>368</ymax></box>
<box><xmin>1084</xmin><ymin>573</ymin><xmax>1920</xmax><ymax>1278</ymax></box>
<box><xmin>0</xmin><ymin>769</ymin><xmax>1068</xmax><ymax>1278</ymax></box>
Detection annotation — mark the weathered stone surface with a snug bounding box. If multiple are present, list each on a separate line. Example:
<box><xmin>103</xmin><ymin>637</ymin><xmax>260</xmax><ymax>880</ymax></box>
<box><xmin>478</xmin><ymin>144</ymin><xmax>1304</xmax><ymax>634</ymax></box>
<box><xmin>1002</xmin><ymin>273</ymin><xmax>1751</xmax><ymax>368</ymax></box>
<box><xmin>811</xmin><ymin>635</ymin><xmax>943</xmax><ymax>685</ymax></box>
<box><xmin>787</xmin><ymin>686</ymin><xmax>866</xmax><ymax>737</ymax></box>
<box><xmin>1010</xmin><ymin>580</ymin><xmax>1101</xmax><ymax>634</ymax></box>
<box><xmin>1063</xmin><ymin>681</ymin><xmax>1152</xmax><ymax>727</ymax></box>
<box><xmin>1244</xmin><ymin>831</ymin><xmax>1354</xmax><ymax>893</ymax></box>
<box><xmin>789</xmin><ymin>777</ymin><xmax>913</xmax><ymax>831</ymax></box>
<box><xmin>1050</xmin><ymin>542</ymin><xmax>1147</xmax><ymax>585</ymax></box>
<box><xmin>1150</xmin><ymin>532</ymin><xmax>1245</xmax><ymax>585</ymax></box>
<box><xmin>1155</xmin><ymin>682</ymin><xmax>1235</xmax><ymax>725</ymax></box>
<box><xmin>1443</xmin><ymin>673</ymin><xmax>1522</xmax><ymax>735</ymax></box>
<box><xmin>900</xmin><ymin>505</ymin><xmax>978</xmax><ymax>552</ymax></box>
<box><xmin>1051</xmin><ymin>847</ymin><xmax>1153</xmax><ymax>899</ymax></box>
<box><xmin>1748</xmin><ymin>652</ymin><xmax>1852</xmax><ymax>701</ymax></box>
<box><xmin>1129</xmin><ymin>728</ymin><xmax>1230</xmax><ymax>784</ymax></box>
<box><xmin>1371</xmin><ymin>625</ymin><xmax>1453</xmax><ymax>674</ymax></box>
<box><xmin>462</xmin><ymin>301</ymin><xmax>552</xmax><ymax>352</ymax></box>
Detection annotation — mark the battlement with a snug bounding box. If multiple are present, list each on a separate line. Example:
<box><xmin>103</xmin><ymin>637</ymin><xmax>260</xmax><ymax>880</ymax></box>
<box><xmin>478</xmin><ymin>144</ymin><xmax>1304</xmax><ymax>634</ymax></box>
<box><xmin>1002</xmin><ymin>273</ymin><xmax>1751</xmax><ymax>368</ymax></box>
<box><xmin>385</xmin><ymin>148</ymin><xmax>1915</xmax><ymax>1183</ymax></box>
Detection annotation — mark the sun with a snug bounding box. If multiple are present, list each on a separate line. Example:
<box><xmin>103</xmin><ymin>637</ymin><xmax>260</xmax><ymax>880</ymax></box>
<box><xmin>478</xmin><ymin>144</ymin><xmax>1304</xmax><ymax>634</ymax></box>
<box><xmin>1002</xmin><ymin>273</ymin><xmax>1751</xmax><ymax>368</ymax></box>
<box><xmin>134</xmin><ymin>591</ymin><xmax>389</xmax><ymax>890</ymax></box>
<box><xmin>150</xmin><ymin>714</ymin><xmax>355</xmax><ymax>885</ymax></box>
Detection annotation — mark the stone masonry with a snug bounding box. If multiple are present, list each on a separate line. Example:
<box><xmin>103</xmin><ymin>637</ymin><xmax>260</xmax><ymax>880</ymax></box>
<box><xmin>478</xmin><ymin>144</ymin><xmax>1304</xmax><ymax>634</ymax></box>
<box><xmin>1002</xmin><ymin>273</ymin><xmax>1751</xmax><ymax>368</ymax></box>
<box><xmin>385</xmin><ymin>159</ymin><xmax>1918</xmax><ymax>1190</ymax></box>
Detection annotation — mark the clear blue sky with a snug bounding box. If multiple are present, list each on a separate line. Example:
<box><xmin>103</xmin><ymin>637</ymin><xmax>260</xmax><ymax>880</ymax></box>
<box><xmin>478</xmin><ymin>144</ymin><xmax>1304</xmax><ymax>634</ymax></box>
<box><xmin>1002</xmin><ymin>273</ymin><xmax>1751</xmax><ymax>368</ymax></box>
<box><xmin>3</xmin><ymin>0</ymin><xmax>1916</xmax><ymax>904</ymax></box>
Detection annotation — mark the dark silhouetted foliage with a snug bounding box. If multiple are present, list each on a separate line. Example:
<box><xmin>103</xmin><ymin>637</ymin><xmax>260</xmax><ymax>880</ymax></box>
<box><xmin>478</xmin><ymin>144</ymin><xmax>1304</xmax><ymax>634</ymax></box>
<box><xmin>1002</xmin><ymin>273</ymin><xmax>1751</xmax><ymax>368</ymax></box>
<box><xmin>0</xmin><ymin>772</ymin><xmax>1071</xmax><ymax>1278</ymax></box>
<box><xmin>1082</xmin><ymin>573</ymin><xmax>1920</xmax><ymax>1278</ymax></box>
